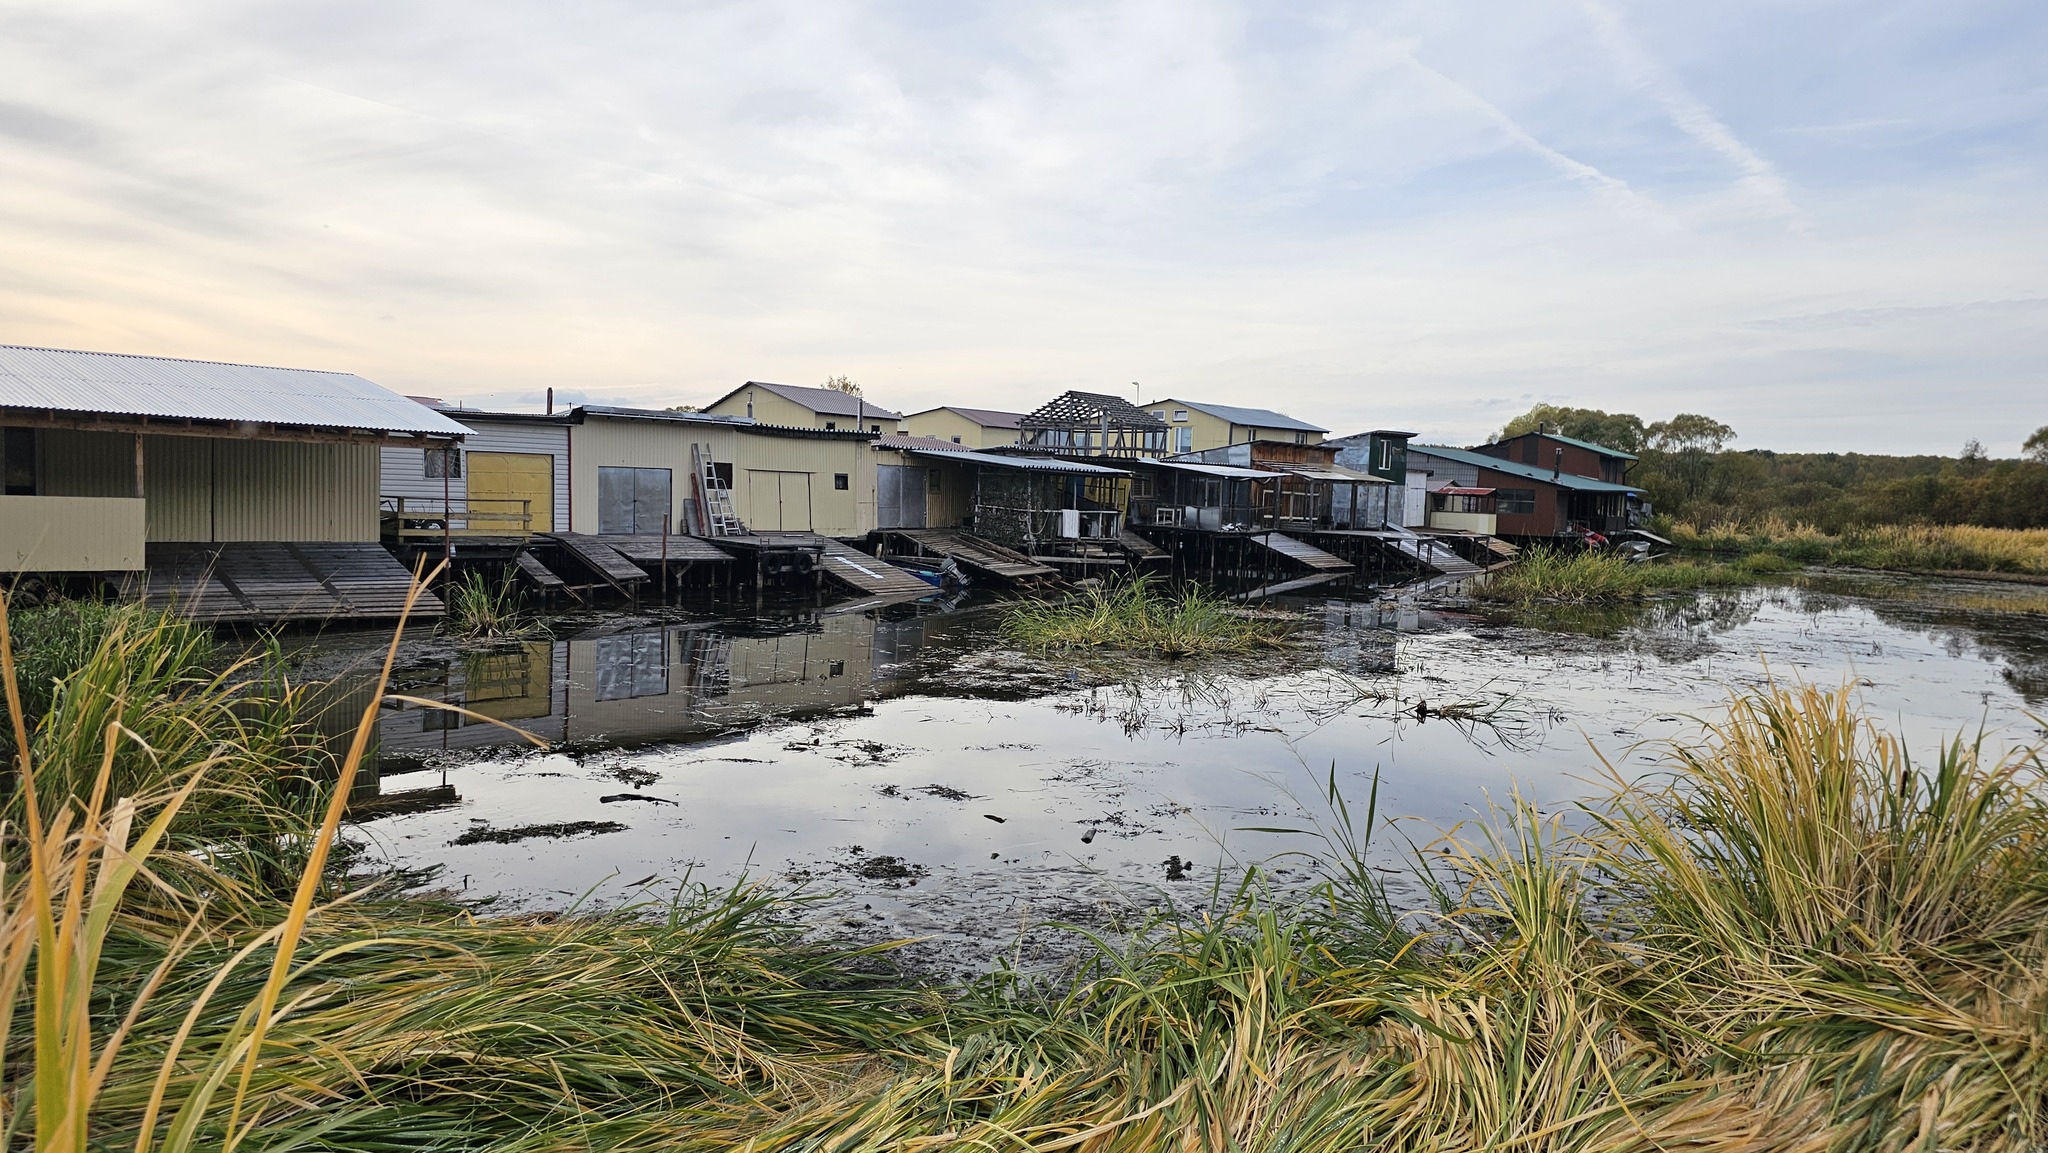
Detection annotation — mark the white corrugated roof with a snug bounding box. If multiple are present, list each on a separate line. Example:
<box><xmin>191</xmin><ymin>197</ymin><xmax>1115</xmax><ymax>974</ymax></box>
<box><xmin>1137</xmin><ymin>457</ymin><xmax>1271</xmax><ymax>479</ymax></box>
<box><xmin>902</xmin><ymin>447</ymin><xmax>1129</xmax><ymax>475</ymax></box>
<box><xmin>0</xmin><ymin>345</ymin><xmax>469</xmax><ymax>437</ymax></box>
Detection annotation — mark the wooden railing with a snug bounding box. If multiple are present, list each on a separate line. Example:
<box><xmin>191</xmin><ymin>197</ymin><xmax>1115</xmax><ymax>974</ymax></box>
<box><xmin>380</xmin><ymin>497</ymin><xmax>534</xmax><ymax>540</ymax></box>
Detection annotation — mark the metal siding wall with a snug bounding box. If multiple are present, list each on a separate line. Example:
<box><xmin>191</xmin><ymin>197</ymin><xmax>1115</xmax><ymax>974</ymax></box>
<box><xmin>37</xmin><ymin>430</ymin><xmax>131</xmax><ymax>497</ymax></box>
<box><xmin>379</xmin><ymin>420</ymin><xmax>570</xmax><ymax>531</ymax></box>
<box><xmin>212</xmin><ymin>441</ymin><xmax>378</xmax><ymax>541</ymax></box>
<box><xmin>143</xmin><ymin>436</ymin><xmax>213</xmax><ymax>541</ymax></box>
<box><xmin>570</xmin><ymin>420</ymin><xmax>733</xmax><ymax>534</ymax></box>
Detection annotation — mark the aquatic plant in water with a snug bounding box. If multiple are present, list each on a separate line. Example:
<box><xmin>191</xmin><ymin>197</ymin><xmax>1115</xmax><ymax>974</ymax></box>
<box><xmin>1000</xmin><ymin>577</ymin><xmax>1302</xmax><ymax>657</ymax></box>
<box><xmin>1474</xmin><ymin>547</ymin><xmax>1751</xmax><ymax>605</ymax></box>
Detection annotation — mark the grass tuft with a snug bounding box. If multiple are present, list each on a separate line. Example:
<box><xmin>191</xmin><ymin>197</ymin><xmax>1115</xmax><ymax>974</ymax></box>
<box><xmin>1001</xmin><ymin>577</ymin><xmax>1301</xmax><ymax>658</ymax></box>
<box><xmin>1473</xmin><ymin>548</ymin><xmax>1750</xmax><ymax>605</ymax></box>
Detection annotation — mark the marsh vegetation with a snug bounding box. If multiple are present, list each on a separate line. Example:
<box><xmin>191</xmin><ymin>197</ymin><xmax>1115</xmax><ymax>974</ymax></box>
<box><xmin>1472</xmin><ymin>548</ymin><xmax>1755</xmax><ymax>605</ymax></box>
<box><xmin>4</xmin><ymin>581</ymin><xmax>2047</xmax><ymax>1149</ymax></box>
<box><xmin>1669</xmin><ymin>517</ymin><xmax>2048</xmax><ymax>577</ymax></box>
<box><xmin>1000</xmin><ymin>577</ymin><xmax>1302</xmax><ymax>657</ymax></box>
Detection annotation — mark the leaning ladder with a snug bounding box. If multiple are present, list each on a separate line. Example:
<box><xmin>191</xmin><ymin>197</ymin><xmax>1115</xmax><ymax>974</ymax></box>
<box><xmin>691</xmin><ymin>444</ymin><xmax>745</xmax><ymax>536</ymax></box>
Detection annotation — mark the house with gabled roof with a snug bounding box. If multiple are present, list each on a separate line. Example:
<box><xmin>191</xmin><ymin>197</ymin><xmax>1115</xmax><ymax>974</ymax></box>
<box><xmin>701</xmin><ymin>381</ymin><xmax>905</xmax><ymax>435</ymax></box>
<box><xmin>1139</xmin><ymin>398</ymin><xmax>1327</xmax><ymax>455</ymax></box>
<box><xmin>904</xmin><ymin>405</ymin><xmax>1024</xmax><ymax>448</ymax></box>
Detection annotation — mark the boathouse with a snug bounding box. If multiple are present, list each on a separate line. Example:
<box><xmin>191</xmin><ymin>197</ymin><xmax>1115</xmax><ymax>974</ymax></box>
<box><xmin>380</xmin><ymin>405</ymin><xmax>572</xmax><ymax>541</ymax></box>
<box><xmin>701</xmin><ymin>381</ymin><xmax>906</xmax><ymax>435</ymax></box>
<box><xmin>903</xmin><ymin>406</ymin><xmax>1025</xmax><ymax>448</ymax></box>
<box><xmin>1405</xmin><ymin>444</ymin><xmax>1644</xmax><ymax>539</ymax></box>
<box><xmin>1138</xmin><ymin>399</ymin><xmax>1327</xmax><ymax>455</ymax></box>
<box><xmin>0</xmin><ymin>344</ymin><xmax>468</xmax><ymax>619</ymax></box>
<box><xmin>1474</xmin><ymin>431</ymin><xmax>1636</xmax><ymax>485</ymax></box>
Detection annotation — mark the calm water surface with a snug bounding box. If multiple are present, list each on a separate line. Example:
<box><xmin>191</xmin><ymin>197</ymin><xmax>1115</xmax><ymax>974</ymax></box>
<box><xmin>305</xmin><ymin>573</ymin><xmax>2047</xmax><ymax>968</ymax></box>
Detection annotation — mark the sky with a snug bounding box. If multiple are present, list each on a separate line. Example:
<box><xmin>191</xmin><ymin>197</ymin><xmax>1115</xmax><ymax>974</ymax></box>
<box><xmin>0</xmin><ymin>1</ymin><xmax>2043</xmax><ymax>453</ymax></box>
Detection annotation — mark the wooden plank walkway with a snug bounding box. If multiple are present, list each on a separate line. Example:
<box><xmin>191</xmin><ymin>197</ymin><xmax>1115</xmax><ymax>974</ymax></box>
<box><xmin>1118</xmin><ymin>529</ymin><xmax>1166</xmax><ymax>559</ymax></box>
<box><xmin>1241</xmin><ymin>571</ymin><xmax>1346</xmax><ymax>600</ymax></box>
<box><xmin>601</xmin><ymin>534</ymin><xmax>736</xmax><ymax>564</ymax></box>
<box><xmin>1247</xmin><ymin>532</ymin><xmax>1354</xmax><ymax>573</ymax></box>
<box><xmin>884</xmin><ymin>529</ymin><xmax>1058</xmax><ymax>582</ymax></box>
<box><xmin>131</xmin><ymin>542</ymin><xmax>442</xmax><ymax>623</ymax></box>
<box><xmin>807</xmin><ymin>537</ymin><xmax>935</xmax><ymax>598</ymax></box>
<box><xmin>540</xmin><ymin>533</ymin><xmax>650</xmax><ymax>594</ymax></box>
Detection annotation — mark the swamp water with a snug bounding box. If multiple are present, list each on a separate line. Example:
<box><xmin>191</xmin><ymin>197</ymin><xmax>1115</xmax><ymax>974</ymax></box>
<box><xmin>301</xmin><ymin>572</ymin><xmax>2048</xmax><ymax>972</ymax></box>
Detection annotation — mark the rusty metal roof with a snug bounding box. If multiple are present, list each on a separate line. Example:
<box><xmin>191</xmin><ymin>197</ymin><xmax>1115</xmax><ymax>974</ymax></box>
<box><xmin>0</xmin><ymin>345</ymin><xmax>469</xmax><ymax>437</ymax></box>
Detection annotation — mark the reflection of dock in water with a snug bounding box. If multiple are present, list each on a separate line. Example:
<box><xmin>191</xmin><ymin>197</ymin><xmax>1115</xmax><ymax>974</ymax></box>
<box><xmin>373</xmin><ymin>613</ymin><xmax>881</xmax><ymax>766</ymax></box>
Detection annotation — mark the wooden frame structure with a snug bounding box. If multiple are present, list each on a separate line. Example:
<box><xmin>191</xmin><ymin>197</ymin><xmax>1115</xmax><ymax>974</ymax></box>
<box><xmin>1019</xmin><ymin>391</ymin><xmax>1168</xmax><ymax>459</ymax></box>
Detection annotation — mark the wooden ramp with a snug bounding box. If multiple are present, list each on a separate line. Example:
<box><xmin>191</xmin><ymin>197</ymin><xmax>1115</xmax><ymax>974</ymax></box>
<box><xmin>540</xmin><ymin>533</ymin><xmax>650</xmax><ymax>594</ymax></box>
<box><xmin>513</xmin><ymin>551</ymin><xmax>566</xmax><ymax>592</ymax></box>
<box><xmin>806</xmin><ymin>536</ymin><xmax>935</xmax><ymax>598</ymax></box>
<box><xmin>132</xmin><ymin>542</ymin><xmax>441</xmax><ymax>623</ymax></box>
<box><xmin>1247</xmin><ymin>532</ymin><xmax>1353</xmax><ymax>573</ymax></box>
<box><xmin>1118</xmin><ymin>529</ymin><xmax>1167</xmax><ymax>560</ymax></box>
<box><xmin>884</xmin><ymin>529</ymin><xmax>1058</xmax><ymax>583</ymax></box>
<box><xmin>1241</xmin><ymin>571</ymin><xmax>1346</xmax><ymax>600</ymax></box>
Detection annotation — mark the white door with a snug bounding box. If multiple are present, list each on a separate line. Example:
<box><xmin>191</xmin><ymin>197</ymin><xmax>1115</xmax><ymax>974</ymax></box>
<box><xmin>1403</xmin><ymin>470</ymin><xmax>1429</xmax><ymax>527</ymax></box>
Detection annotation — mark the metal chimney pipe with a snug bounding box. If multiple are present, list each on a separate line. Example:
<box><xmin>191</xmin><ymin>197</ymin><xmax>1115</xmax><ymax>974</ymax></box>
<box><xmin>545</xmin><ymin>387</ymin><xmax>554</xmax><ymax>415</ymax></box>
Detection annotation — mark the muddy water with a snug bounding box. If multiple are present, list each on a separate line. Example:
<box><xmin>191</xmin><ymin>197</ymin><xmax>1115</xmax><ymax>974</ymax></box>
<box><xmin>310</xmin><ymin>574</ymin><xmax>2047</xmax><ymax>972</ymax></box>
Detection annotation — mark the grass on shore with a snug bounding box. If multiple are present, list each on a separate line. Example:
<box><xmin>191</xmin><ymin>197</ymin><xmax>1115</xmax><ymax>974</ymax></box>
<box><xmin>1001</xmin><ymin>577</ymin><xmax>1301</xmax><ymax>657</ymax></box>
<box><xmin>442</xmin><ymin>568</ymin><xmax>537</xmax><ymax>640</ymax></box>
<box><xmin>1473</xmin><ymin>547</ymin><xmax>1756</xmax><ymax>605</ymax></box>
<box><xmin>1669</xmin><ymin>516</ymin><xmax>2048</xmax><ymax>576</ymax></box>
<box><xmin>5</xmin><ymin>588</ymin><xmax>2047</xmax><ymax>1150</ymax></box>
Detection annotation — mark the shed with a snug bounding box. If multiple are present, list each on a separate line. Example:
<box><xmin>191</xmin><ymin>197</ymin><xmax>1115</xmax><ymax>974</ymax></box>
<box><xmin>0</xmin><ymin>344</ymin><xmax>465</xmax><ymax>576</ymax></box>
<box><xmin>380</xmin><ymin>407</ymin><xmax>572</xmax><ymax>539</ymax></box>
<box><xmin>903</xmin><ymin>406</ymin><xmax>1025</xmax><ymax>449</ymax></box>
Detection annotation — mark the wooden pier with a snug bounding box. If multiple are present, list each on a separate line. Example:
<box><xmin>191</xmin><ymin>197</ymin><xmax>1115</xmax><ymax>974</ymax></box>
<box><xmin>538</xmin><ymin>533</ymin><xmax>651</xmax><ymax>596</ymax></box>
<box><xmin>879</xmin><ymin>528</ymin><xmax>1058</xmax><ymax>584</ymax></box>
<box><xmin>130</xmin><ymin>542</ymin><xmax>442</xmax><ymax>623</ymax></box>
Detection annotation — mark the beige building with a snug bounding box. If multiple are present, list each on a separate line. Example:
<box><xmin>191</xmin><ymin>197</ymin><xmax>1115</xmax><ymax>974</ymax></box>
<box><xmin>903</xmin><ymin>405</ymin><xmax>1024</xmax><ymax>448</ymax></box>
<box><xmin>1139</xmin><ymin>399</ymin><xmax>1327</xmax><ymax>455</ymax></box>
<box><xmin>700</xmin><ymin>380</ymin><xmax>905</xmax><ymax>435</ymax></box>
<box><xmin>568</xmin><ymin>406</ymin><xmax>879</xmax><ymax>538</ymax></box>
<box><xmin>0</xmin><ymin>345</ymin><xmax>467</xmax><ymax>574</ymax></box>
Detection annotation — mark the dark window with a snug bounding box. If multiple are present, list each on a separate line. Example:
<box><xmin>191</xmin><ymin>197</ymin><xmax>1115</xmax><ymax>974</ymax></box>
<box><xmin>824</xmin><ymin>420</ymin><xmax>837</xmax><ymax>430</ymax></box>
<box><xmin>425</xmin><ymin>446</ymin><xmax>463</xmax><ymax>479</ymax></box>
<box><xmin>1521</xmin><ymin>440</ymin><xmax>1538</xmax><ymax>465</ymax></box>
<box><xmin>1496</xmin><ymin>488</ymin><xmax>1537</xmax><ymax>515</ymax></box>
<box><xmin>834</xmin><ymin>473</ymin><xmax>849</xmax><ymax>490</ymax></box>
<box><xmin>2</xmin><ymin>427</ymin><xmax>37</xmax><ymax>495</ymax></box>
<box><xmin>950</xmin><ymin>435</ymin><xmax>962</xmax><ymax>443</ymax></box>
<box><xmin>927</xmin><ymin>470</ymin><xmax>942</xmax><ymax>493</ymax></box>
<box><xmin>828</xmin><ymin>660</ymin><xmax>845</xmax><ymax>677</ymax></box>
<box><xmin>870</xmin><ymin>424</ymin><xmax>881</xmax><ymax>433</ymax></box>
<box><xmin>1129</xmin><ymin>475</ymin><xmax>1155</xmax><ymax>499</ymax></box>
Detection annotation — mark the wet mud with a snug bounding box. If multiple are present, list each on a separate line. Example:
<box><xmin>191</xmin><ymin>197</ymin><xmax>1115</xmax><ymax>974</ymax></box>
<box><xmin>283</xmin><ymin>574</ymin><xmax>2048</xmax><ymax>973</ymax></box>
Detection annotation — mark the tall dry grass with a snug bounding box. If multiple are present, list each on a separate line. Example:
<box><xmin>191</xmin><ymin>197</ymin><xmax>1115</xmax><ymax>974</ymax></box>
<box><xmin>2</xmin><ymin>579</ymin><xmax>2044</xmax><ymax>1149</ymax></box>
<box><xmin>1668</xmin><ymin>517</ymin><xmax>2048</xmax><ymax>576</ymax></box>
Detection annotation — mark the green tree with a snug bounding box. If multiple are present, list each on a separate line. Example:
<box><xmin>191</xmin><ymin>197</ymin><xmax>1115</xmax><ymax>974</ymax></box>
<box><xmin>1644</xmin><ymin>414</ymin><xmax>1737</xmax><ymax>508</ymax></box>
<box><xmin>2024</xmin><ymin>425</ymin><xmax>2048</xmax><ymax>464</ymax></box>
<box><xmin>1495</xmin><ymin>404</ymin><xmax>1646</xmax><ymax>453</ymax></box>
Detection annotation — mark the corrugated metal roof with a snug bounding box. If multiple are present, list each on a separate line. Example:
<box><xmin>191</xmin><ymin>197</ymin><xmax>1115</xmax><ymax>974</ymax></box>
<box><xmin>920</xmin><ymin>405</ymin><xmax>1023</xmax><ymax>429</ymax></box>
<box><xmin>1150</xmin><ymin>399</ymin><xmax>1328</xmax><ymax>433</ymax></box>
<box><xmin>738</xmin><ymin>381</ymin><xmax>906</xmax><ymax>420</ymax></box>
<box><xmin>875</xmin><ymin>434</ymin><xmax>974</xmax><ymax>452</ymax></box>
<box><xmin>1267</xmin><ymin>462</ymin><xmax>1391</xmax><ymax>484</ymax></box>
<box><xmin>1491</xmin><ymin>431</ymin><xmax>1639</xmax><ymax>460</ymax></box>
<box><xmin>0</xmin><ymin>345</ymin><xmax>469</xmax><ymax>437</ymax></box>
<box><xmin>1411</xmin><ymin>445</ymin><xmax>1643</xmax><ymax>493</ymax></box>
<box><xmin>903</xmin><ymin>447</ymin><xmax>1129</xmax><ymax>476</ymax></box>
<box><xmin>574</xmin><ymin>405</ymin><xmax>877</xmax><ymax>440</ymax></box>
<box><xmin>1137</xmin><ymin>457</ymin><xmax>1272</xmax><ymax>479</ymax></box>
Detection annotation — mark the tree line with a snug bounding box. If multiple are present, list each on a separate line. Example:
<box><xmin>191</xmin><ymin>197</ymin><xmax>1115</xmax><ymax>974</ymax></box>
<box><xmin>1496</xmin><ymin>404</ymin><xmax>2048</xmax><ymax>531</ymax></box>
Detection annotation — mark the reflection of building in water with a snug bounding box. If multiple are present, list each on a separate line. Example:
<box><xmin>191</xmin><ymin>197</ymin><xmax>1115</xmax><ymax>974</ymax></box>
<box><xmin>375</xmin><ymin>613</ymin><xmax>878</xmax><ymax>764</ymax></box>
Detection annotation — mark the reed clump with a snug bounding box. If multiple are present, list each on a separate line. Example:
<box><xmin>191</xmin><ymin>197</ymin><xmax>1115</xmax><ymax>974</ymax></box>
<box><xmin>1001</xmin><ymin>577</ymin><xmax>1301</xmax><ymax>657</ymax></box>
<box><xmin>5</xmin><ymin>581</ymin><xmax>2046</xmax><ymax>1150</ymax></box>
<box><xmin>442</xmin><ymin>568</ymin><xmax>537</xmax><ymax>640</ymax></box>
<box><xmin>1474</xmin><ymin>547</ymin><xmax>1749</xmax><ymax>605</ymax></box>
<box><xmin>1668</xmin><ymin>516</ymin><xmax>2048</xmax><ymax>575</ymax></box>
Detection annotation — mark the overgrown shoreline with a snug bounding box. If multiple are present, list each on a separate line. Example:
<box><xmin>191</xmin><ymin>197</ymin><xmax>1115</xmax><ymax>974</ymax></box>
<box><xmin>1667</xmin><ymin>517</ymin><xmax>2048</xmax><ymax>577</ymax></box>
<box><xmin>6</xmin><ymin>594</ymin><xmax>2047</xmax><ymax>1149</ymax></box>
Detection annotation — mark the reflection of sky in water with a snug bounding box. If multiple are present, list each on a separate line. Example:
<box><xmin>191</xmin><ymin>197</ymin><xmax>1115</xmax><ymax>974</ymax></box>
<box><xmin>341</xmin><ymin>579</ymin><xmax>2047</xmax><ymax>961</ymax></box>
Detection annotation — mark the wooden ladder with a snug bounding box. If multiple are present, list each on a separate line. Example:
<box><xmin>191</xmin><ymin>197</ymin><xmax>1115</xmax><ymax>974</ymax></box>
<box><xmin>691</xmin><ymin>443</ymin><xmax>746</xmax><ymax>536</ymax></box>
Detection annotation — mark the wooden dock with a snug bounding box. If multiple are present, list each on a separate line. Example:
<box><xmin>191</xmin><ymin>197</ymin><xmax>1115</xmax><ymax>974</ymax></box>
<box><xmin>513</xmin><ymin>551</ymin><xmax>567</xmax><ymax>592</ymax></box>
<box><xmin>807</xmin><ymin>536</ymin><xmax>936</xmax><ymax>597</ymax></box>
<box><xmin>1246</xmin><ymin>532</ymin><xmax>1354</xmax><ymax>573</ymax></box>
<box><xmin>1310</xmin><ymin>529</ymin><xmax>1484</xmax><ymax>578</ymax></box>
<box><xmin>539</xmin><ymin>533</ymin><xmax>650</xmax><ymax>594</ymax></box>
<box><xmin>131</xmin><ymin>542</ymin><xmax>442</xmax><ymax>623</ymax></box>
<box><xmin>601</xmin><ymin>534</ymin><xmax>736</xmax><ymax>565</ymax></box>
<box><xmin>881</xmin><ymin>528</ymin><xmax>1058</xmax><ymax>583</ymax></box>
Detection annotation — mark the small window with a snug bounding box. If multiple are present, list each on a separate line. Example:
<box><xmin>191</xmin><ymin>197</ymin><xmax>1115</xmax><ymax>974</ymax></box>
<box><xmin>950</xmin><ymin>435</ymin><xmax>962</xmax><ymax>443</ymax></box>
<box><xmin>1151</xmin><ymin>410</ymin><xmax>1165</xmax><ymax>420</ymax></box>
<box><xmin>1294</xmin><ymin>431</ymin><xmax>1306</xmax><ymax>445</ymax></box>
<box><xmin>424</xmin><ymin>446</ymin><xmax>463</xmax><ymax>479</ymax></box>
<box><xmin>1174</xmin><ymin>427</ymin><xmax>1192</xmax><ymax>454</ymax></box>
<box><xmin>2</xmin><ymin>427</ymin><xmax>37</xmax><ymax>495</ymax></box>
<box><xmin>1496</xmin><ymin>488</ymin><xmax>1537</xmax><ymax>515</ymax></box>
<box><xmin>828</xmin><ymin>660</ymin><xmax>845</xmax><ymax>677</ymax></box>
<box><xmin>834</xmin><ymin>473</ymin><xmax>849</xmax><ymax>490</ymax></box>
<box><xmin>870</xmin><ymin>424</ymin><xmax>881</xmax><ymax>433</ymax></box>
<box><xmin>1172</xmin><ymin>409</ymin><xmax>1188</xmax><ymax>422</ymax></box>
<box><xmin>824</xmin><ymin>420</ymin><xmax>837</xmax><ymax>430</ymax></box>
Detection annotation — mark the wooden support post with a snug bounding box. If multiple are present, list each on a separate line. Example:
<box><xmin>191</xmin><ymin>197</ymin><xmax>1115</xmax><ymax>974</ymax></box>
<box><xmin>132</xmin><ymin>433</ymin><xmax>145</xmax><ymax>499</ymax></box>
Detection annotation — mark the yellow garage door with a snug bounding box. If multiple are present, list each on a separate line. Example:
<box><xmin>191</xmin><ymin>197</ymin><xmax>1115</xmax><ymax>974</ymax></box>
<box><xmin>467</xmin><ymin>452</ymin><xmax>554</xmax><ymax>534</ymax></box>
